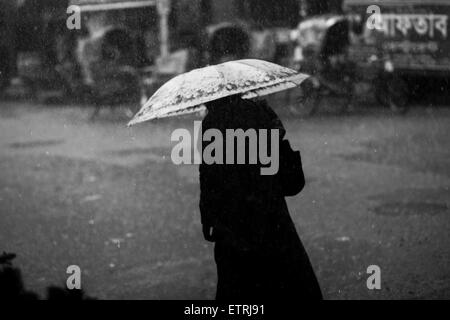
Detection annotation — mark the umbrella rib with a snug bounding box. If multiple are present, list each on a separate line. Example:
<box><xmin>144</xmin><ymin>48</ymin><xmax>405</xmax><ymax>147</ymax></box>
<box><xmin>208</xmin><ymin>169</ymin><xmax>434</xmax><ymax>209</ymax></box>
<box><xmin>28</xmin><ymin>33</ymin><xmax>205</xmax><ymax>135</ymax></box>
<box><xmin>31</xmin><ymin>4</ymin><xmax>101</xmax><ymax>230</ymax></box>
<box><xmin>214</xmin><ymin>65</ymin><xmax>227</xmax><ymax>89</ymax></box>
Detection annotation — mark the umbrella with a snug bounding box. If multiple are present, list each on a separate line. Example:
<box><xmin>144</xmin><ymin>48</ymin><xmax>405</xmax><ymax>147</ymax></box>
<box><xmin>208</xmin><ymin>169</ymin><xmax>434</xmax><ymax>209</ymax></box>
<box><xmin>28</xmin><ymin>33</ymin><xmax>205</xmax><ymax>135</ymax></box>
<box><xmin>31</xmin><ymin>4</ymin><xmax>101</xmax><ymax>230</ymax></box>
<box><xmin>128</xmin><ymin>59</ymin><xmax>309</xmax><ymax>126</ymax></box>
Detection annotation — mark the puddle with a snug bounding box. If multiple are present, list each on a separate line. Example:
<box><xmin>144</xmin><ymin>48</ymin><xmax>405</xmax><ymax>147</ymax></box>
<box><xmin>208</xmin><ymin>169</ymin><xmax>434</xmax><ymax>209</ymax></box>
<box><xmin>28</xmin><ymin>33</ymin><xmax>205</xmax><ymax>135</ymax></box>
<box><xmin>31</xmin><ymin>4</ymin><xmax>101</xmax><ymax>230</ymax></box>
<box><xmin>105</xmin><ymin>147</ymin><xmax>169</xmax><ymax>158</ymax></box>
<box><xmin>9</xmin><ymin>139</ymin><xmax>64</xmax><ymax>149</ymax></box>
<box><xmin>372</xmin><ymin>202</ymin><xmax>448</xmax><ymax>217</ymax></box>
<box><xmin>0</xmin><ymin>105</ymin><xmax>20</xmax><ymax>118</ymax></box>
<box><xmin>370</xmin><ymin>187</ymin><xmax>449</xmax><ymax>217</ymax></box>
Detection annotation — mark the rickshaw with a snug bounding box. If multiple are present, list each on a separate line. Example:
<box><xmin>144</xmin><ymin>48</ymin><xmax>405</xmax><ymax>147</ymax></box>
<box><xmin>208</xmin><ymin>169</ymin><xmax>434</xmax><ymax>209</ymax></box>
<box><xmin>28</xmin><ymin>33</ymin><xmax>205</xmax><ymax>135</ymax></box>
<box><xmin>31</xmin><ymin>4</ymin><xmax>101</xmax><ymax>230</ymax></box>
<box><xmin>62</xmin><ymin>0</ymin><xmax>160</xmax><ymax>117</ymax></box>
<box><xmin>292</xmin><ymin>14</ymin><xmax>410</xmax><ymax>115</ymax></box>
<box><xmin>344</xmin><ymin>0</ymin><xmax>450</xmax><ymax>110</ymax></box>
<box><xmin>291</xmin><ymin>15</ymin><xmax>357</xmax><ymax>115</ymax></box>
<box><xmin>75</xmin><ymin>26</ymin><xmax>144</xmax><ymax>115</ymax></box>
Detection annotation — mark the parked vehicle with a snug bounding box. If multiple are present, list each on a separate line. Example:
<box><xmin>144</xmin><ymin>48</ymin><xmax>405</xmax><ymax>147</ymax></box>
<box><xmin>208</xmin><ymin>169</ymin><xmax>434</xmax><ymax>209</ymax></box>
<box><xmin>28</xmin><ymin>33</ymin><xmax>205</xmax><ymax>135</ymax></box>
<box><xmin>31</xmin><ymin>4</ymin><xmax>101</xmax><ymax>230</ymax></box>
<box><xmin>291</xmin><ymin>15</ymin><xmax>358</xmax><ymax>115</ymax></box>
<box><xmin>75</xmin><ymin>26</ymin><xmax>144</xmax><ymax>117</ymax></box>
<box><xmin>344</xmin><ymin>0</ymin><xmax>450</xmax><ymax>111</ymax></box>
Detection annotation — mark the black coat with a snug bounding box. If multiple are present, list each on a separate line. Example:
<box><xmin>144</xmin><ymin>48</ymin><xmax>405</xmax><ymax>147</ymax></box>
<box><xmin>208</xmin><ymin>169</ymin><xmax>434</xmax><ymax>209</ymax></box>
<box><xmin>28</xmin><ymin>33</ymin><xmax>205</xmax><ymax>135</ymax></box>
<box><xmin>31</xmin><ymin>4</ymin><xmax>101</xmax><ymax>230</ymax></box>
<box><xmin>199</xmin><ymin>97</ymin><xmax>322</xmax><ymax>300</ymax></box>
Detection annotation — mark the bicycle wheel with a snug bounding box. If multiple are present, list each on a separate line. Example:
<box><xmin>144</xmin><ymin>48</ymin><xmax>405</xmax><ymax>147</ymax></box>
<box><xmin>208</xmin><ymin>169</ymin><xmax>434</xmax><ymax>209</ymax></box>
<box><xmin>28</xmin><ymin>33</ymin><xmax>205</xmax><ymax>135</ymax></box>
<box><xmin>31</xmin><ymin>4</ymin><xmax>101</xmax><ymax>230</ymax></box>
<box><xmin>290</xmin><ymin>79</ymin><xmax>319</xmax><ymax>116</ymax></box>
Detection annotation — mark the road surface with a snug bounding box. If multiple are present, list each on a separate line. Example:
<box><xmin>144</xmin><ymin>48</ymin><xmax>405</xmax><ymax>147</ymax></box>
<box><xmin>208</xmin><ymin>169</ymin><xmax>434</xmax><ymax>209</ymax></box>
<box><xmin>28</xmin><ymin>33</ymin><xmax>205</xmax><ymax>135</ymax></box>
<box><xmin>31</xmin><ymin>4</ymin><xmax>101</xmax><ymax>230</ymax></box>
<box><xmin>0</xmin><ymin>101</ymin><xmax>449</xmax><ymax>299</ymax></box>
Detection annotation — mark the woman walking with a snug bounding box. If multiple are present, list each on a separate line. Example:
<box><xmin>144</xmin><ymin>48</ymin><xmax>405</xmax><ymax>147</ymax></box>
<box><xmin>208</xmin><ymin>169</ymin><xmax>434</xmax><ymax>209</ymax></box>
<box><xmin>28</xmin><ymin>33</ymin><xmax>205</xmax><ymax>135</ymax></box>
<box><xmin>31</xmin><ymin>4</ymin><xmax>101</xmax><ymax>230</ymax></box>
<box><xmin>199</xmin><ymin>96</ymin><xmax>322</xmax><ymax>300</ymax></box>
<box><xmin>128</xmin><ymin>58</ymin><xmax>318</xmax><ymax>300</ymax></box>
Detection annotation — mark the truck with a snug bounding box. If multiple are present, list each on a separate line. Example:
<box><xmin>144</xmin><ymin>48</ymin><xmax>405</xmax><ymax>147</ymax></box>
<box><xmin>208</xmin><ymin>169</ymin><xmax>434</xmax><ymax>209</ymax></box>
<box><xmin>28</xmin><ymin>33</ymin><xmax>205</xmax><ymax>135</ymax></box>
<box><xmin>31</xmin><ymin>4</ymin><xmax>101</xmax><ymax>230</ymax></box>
<box><xmin>344</xmin><ymin>0</ymin><xmax>450</xmax><ymax>76</ymax></box>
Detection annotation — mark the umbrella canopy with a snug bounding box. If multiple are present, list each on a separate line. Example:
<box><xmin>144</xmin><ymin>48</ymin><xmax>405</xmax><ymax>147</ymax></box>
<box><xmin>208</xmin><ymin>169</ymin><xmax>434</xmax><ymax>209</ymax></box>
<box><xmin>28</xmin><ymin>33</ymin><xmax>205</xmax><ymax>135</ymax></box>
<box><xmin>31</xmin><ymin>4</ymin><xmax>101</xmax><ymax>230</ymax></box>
<box><xmin>128</xmin><ymin>59</ymin><xmax>309</xmax><ymax>125</ymax></box>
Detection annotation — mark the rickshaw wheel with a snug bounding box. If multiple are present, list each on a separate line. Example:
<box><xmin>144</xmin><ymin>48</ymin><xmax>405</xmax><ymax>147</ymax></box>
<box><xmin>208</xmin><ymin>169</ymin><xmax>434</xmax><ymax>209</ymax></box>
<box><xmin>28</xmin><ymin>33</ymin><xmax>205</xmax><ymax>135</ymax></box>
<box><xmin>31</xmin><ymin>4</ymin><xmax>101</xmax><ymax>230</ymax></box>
<box><xmin>290</xmin><ymin>79</ymin><xmax>319</xmax><ymax>116</ymax></box>
<box><xmin>388</xmin><ymin>78</ymin><xmax>409</xmax><ymax>114</ymax></box>
<box><xmin>376</xmin><ymin>75</ymin><xmax>410</xmax><ymax>114</ymax></box>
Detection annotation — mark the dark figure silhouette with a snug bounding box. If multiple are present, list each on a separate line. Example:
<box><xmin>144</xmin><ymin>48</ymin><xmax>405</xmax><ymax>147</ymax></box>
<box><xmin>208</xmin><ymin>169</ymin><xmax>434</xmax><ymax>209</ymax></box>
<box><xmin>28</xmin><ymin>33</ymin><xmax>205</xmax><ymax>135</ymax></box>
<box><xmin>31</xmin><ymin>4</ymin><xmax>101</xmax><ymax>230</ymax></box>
<box><xmin>200</xmin><ymin>96</ymin><xmax>323</xmax><ymax>300</ymax></box>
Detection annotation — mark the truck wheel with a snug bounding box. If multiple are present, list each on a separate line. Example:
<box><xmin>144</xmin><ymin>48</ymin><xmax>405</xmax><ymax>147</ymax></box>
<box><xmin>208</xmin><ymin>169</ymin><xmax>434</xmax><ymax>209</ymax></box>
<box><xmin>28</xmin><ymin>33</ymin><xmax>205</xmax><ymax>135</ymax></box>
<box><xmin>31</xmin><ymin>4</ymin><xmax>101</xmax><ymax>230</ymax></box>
<box><xmin>376</xmin><ymin>75</ymin><xmax>409</xmax><ymax>114</ymax></box>
<box><xmin>387</xmin><ymin>76</ymin><xmax>409</xmax><ymax>114</ymax></box>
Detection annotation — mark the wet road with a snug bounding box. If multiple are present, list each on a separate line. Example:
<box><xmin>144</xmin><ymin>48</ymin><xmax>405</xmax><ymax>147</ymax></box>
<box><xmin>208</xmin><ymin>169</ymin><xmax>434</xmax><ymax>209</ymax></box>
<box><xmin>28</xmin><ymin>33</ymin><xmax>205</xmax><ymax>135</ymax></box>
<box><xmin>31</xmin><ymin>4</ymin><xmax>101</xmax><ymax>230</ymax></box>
<box><xmin>0</xmin><ymin>101</ymin><xmax>449</xmax><ymax>299</ymax></box>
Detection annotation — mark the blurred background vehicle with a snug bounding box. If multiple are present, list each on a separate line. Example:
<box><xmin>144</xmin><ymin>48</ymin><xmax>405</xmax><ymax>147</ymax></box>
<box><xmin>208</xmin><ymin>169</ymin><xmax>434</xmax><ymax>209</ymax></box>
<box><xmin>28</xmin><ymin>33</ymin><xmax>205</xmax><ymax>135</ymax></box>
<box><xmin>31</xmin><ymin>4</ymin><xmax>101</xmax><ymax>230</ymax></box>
<box><xmin>291</xmin><ymin>15</ymin><xmax>357</xmax><ymax>116</ymax></box>
<box><xmin>1</xmin><ymin>0</ymin><xmax>303</xmax><ymax>107</ymax></box>
<box><xmin>1</xmin><ymin>0</ymin><xmax>449</xmax><ymax>114</ymax></box>
<box><xmin>343</xmin><ymin>0</ymin><xmax>450</xmax><ymax>113</ymax></box>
